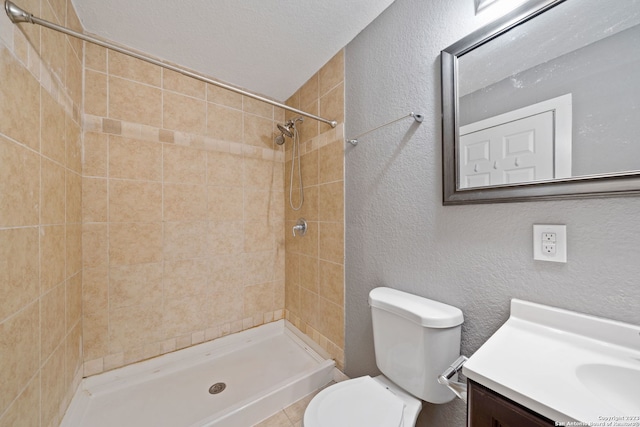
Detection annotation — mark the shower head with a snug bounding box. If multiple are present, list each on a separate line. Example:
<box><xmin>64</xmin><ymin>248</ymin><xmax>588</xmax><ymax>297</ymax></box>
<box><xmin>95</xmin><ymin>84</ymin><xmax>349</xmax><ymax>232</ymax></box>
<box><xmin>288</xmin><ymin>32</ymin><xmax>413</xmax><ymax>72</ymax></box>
<box><xmin>276</xmin><ymin>117</ymin><xmax>304</xmax><ymax>140</ymax></box>
<box><xmin>277</xmin><ymin>122</ymin><xmax>295</xmax><ymax>138</ymax></box>
<box><xmin>275</xmin><ymin>134</ymin><xmax>286</xmax><ymax>145</ymax></box>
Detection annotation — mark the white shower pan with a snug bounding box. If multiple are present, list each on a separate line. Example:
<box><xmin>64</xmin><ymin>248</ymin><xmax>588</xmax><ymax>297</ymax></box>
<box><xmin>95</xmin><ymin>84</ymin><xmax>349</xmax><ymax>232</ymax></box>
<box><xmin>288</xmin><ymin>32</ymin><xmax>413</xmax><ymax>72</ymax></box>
<box><xmin>61</xmin><ymin>320</ymin><xmax>335</xmax><ymax>427</ymax></box>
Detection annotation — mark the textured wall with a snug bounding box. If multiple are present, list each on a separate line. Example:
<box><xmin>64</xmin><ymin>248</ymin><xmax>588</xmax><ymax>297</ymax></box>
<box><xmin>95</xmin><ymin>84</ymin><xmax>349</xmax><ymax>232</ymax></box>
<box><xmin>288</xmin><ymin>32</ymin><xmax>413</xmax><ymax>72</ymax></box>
<box><xmin>0</xmin><ymin>0</ymin><xmax>84</xmax><ymax>425</ymax></box>
<box><xmin>81</xmin><ymin>45</ymin><xmax>287</xmax><ymax>376</ymax></box>
<box><xmin>344</xmin><ymin>1</ymin><xmax>640</xmax><ymax>426</ymax></box>
<box><xmin>284</xmin><ymin>51</ymin><xmax>346</xmax><ymax>368</ymax></box>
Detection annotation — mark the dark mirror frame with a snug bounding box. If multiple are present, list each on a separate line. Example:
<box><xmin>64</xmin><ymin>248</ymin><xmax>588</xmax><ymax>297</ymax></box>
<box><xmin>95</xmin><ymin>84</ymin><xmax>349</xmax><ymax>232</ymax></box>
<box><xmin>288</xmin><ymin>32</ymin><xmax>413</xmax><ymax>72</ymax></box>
<box><xmin>441</xmin><ymin>0</ymin><xmax>640</xmax><ymax>205</ymax></box>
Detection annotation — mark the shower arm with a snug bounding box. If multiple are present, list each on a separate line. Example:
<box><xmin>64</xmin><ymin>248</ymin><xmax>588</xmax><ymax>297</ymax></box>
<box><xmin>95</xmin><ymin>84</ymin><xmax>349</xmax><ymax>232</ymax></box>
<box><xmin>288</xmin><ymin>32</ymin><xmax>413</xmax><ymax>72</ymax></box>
<box><xmin>3</xmin><ymin>1</ymin><xmax>338</xmax><ymax>129</ymax></box>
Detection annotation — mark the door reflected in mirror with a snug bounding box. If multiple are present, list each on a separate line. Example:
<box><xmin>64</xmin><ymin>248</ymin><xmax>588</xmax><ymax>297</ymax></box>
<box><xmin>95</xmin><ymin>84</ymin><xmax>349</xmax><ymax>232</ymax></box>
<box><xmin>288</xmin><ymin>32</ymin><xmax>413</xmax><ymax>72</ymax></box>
<box><xmin>441</xmin><ymin>0</ymin><xmax>640</xmax><ymax>203</ymax></box>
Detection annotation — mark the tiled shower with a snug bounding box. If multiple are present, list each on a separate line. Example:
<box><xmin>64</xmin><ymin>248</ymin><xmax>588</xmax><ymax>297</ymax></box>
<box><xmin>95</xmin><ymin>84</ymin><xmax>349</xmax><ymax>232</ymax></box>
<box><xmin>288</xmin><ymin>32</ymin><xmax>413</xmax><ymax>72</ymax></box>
<box><xmin>0</xmin><ymin>0</ymin><xmax>345</xmax><ymax>425</ymax></box>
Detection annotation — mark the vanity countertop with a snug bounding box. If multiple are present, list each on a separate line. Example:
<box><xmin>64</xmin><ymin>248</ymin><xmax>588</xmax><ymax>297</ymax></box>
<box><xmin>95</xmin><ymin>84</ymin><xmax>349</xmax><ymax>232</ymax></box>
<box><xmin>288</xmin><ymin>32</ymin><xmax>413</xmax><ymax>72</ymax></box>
<box><xmin>463</xmin><ymin>299</ymin><xmax>640</xmax><ymax>424</ymax></box>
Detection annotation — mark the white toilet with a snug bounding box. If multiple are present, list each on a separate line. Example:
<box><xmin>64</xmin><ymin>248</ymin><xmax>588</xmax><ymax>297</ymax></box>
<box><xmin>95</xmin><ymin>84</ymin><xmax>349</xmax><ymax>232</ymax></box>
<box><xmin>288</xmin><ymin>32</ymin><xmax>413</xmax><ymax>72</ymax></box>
<box><xmin>303</xmin><ymin>287</ymin><xmax>464</xmax><ymax>427</ymax></box>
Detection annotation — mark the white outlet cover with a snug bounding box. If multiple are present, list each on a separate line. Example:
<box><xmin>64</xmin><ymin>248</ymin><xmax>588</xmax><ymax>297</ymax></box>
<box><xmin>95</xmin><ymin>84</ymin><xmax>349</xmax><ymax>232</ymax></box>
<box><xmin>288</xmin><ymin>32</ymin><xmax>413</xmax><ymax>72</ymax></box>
<box><xmin>533</xmin><ymin>224</ymin><xmax>567</xmax><ymax>263</ymax></box>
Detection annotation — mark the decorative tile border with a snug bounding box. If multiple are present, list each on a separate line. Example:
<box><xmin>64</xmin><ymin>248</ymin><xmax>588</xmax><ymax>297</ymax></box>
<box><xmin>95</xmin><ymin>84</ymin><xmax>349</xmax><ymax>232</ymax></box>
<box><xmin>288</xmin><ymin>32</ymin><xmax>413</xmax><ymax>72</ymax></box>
<box><xmin>83</xmin><ymin>114</ymin><xmax>287</xmax><ymax>163</ymax></box>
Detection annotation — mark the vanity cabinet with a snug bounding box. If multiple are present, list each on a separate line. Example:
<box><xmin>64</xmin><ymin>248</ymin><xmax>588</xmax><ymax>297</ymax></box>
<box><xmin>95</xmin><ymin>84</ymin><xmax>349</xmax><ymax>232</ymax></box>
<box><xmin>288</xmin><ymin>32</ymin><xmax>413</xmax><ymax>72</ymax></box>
<box><xmin>467</xmin><ymin>380</ymin><xmax>554</xmax><ymax>427</ymax></box>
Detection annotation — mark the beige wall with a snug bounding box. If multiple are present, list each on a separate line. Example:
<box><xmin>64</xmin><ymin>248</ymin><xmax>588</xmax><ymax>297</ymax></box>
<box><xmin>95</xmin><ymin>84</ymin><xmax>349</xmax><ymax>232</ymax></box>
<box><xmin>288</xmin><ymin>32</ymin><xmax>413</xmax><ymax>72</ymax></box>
<box><xmin>0</xmin><ymin>0</ymin><xmax>84</xmax><ymax>425</ymax></box>
<box><xmin>81</xmin><ymin>45</ymin><xmax>291</xmax><ymax>375</ymax></box>
<box><xmin>284</xmin><ymin>51</ymin><xmax>346</xmax><ymax>368</ymax></box>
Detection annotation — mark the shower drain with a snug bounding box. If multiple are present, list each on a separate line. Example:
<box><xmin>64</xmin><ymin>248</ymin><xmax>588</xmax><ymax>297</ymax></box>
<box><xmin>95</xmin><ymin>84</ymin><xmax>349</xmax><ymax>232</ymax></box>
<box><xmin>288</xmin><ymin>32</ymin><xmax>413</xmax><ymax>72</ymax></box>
<box><xmin>209</xmin><ymin>382</ymin><xmax>226</xmax><ymax>395</ymax></box>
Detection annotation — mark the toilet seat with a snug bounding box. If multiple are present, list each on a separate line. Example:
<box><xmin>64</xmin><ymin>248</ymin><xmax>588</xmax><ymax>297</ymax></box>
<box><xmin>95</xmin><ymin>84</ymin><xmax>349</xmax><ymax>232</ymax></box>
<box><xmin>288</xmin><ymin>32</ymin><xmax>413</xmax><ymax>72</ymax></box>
<box><xmin>303</xmin><ymin>376</ymin><xmax>415</xmax><ymax>427</ymax></box>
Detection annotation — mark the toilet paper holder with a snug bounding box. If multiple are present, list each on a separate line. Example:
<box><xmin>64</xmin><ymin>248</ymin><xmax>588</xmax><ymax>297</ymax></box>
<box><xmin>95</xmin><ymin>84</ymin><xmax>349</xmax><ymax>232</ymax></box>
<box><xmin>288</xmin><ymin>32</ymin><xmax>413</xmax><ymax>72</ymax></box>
<box><xmin>438</xmin><ymin>355</ymin><xmax>468</xmax><ymax>403</ymax></box>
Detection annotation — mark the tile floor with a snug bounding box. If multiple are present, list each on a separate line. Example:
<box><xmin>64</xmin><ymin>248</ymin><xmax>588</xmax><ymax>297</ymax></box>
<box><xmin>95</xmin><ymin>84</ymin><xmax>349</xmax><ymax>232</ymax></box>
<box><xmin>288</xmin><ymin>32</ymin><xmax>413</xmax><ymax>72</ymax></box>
<box><xmin>252</xmin><ymin>384</ymin><xmax>331</xmax><ymax>427</ymax></box>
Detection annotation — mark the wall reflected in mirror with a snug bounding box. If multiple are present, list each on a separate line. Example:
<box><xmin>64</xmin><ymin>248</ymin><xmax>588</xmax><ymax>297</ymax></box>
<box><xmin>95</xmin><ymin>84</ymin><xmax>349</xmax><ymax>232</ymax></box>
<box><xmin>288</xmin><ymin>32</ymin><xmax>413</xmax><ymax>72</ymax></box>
<box><xmin>456</xmin><ymin>0</ymin><xmax>640</xmax><ymax>190</ymax></box>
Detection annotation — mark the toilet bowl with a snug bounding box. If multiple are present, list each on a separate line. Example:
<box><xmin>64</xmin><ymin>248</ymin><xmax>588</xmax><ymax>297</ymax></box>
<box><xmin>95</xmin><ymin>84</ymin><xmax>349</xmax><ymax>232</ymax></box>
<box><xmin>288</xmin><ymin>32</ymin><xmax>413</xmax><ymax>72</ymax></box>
<box><xmin>303</xmin><ymin>287</ymin><xmax>464</xmax><ymax>427</ymax></box>
<box><xmin>303</xmin><ymin>375</ymin><xmax>422</xmax><ymax>427</ymax></box>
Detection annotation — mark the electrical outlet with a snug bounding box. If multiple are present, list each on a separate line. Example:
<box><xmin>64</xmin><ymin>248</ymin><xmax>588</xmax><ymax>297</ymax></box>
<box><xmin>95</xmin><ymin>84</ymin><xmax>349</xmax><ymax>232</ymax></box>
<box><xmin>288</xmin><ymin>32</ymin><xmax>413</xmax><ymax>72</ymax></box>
<box><xmin>533</xmin><ymin>225</ymin><xmax>567</xmax><ymax>262</ymax></box>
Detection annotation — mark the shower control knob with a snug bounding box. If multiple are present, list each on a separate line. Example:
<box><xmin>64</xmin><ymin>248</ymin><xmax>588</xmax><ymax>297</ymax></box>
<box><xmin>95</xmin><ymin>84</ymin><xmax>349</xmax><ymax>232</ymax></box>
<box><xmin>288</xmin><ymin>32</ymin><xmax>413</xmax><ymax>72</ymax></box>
<box><xmin>293</xmin><ymin>218</ymin><xmax>307</xmax><ymax>237</ymax></box>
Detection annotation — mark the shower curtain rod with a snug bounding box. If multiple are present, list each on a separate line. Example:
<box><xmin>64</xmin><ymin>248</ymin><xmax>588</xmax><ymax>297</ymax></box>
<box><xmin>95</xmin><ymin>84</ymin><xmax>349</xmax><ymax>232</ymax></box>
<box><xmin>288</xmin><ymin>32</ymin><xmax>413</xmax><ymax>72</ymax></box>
<box><xmin>4</xmin><ymin>1</ymin><xmax>338</xmax><ymax>129</ymax></box>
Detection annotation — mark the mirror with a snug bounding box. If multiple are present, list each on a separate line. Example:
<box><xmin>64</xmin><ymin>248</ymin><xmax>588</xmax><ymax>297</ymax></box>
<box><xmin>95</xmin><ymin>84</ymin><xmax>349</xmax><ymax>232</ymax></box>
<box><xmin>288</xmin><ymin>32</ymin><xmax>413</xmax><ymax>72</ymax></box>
<box><xmin>441</xmin><ymin>0</ymin><xmax>640</xmax><ymax>204</ymax></box>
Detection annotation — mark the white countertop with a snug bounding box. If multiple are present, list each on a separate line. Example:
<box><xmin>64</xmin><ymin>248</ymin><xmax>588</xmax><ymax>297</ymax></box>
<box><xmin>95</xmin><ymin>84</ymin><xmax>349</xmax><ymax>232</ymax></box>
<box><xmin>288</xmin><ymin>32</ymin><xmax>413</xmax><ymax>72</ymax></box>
<box><xmin>463</xmin><ymin>299</ymin><xmax>640</xmax><ymax>424</ymax></box>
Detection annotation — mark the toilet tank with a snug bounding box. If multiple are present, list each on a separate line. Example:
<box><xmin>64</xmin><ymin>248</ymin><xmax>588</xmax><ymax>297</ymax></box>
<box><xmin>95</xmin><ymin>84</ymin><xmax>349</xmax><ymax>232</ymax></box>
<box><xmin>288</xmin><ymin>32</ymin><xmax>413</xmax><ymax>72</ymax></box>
<box><xmin>369</xmin><ymin>287</ymin><xmax>463</xmax><ymax>404</ymax></box>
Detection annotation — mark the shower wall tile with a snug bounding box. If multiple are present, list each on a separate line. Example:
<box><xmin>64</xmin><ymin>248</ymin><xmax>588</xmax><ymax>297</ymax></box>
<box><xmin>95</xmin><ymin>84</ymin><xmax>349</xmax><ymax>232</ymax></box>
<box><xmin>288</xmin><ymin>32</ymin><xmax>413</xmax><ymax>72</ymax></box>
<box><xmin>109</xmin><ymin>136</ymin><xmax>163</xmax><ymax>181</ymax></box>
<box><xmin>109</xmin><ymin>76</ymin><xmax>162</xmax><ymax>127</ymax></box>
<box><xmin>163</xmin><ymin>221</ymin><xmax>209</xmax><ymax>260</ymax></box>
<box><xmin>0</xmin><ymin>47</ymin><xmax>40</xmax><ymax>152</ymax></box>
<box><xmin>244</xmin><ymin>282</ymin><xmax>276</xmax><ymax>317</ymax></box>
<box><xmin>284</xmin><ymin>50</ymin><xmax>345</xmax><ymax>367</ymax></box>
<box><xmin>109</xmin><ymin>222</ymin><xmax>163</xmax><ymax>265</ymax></box>
<box><xmin>300</xmin><ymin>149</ymin><xmax>319</xmax><ymax>187</ymax></box>
<box><xmin>79</xmin><ymin>34</ymin><xmax>292</xmax><ymax>377</ymax></box>
<box><xmin>208</xmin><ymin>186</ymin><xmax>244</xmax><ymax>221</ymax></box>
<box><xmin>66</xmin><ymin>171</ymin><xmax>83</xmax><ymax>223</ymax></box>
<box><xmin>84</xmin><ymin>42</ymin><xmax>106</xmax><ymax>72</ymax></box>
<box><xmin>41</xmin><ymin>158</ymin><xmax>66</xmax><ymax>224</ymax></box>
<box><xmin>299</xmin><ymin>255</ymin><xmax>319</xmax><ymax>293</ymax></box>
<box><xmin>109</xmin><ymin>50</ymin><xmax>161</xmax><ymax>87</ymax></box>
<box><xmin>0</xmin><ymin>374</ymin><xmax>40</xmax><ymax>427</ymax></box>
<box><xmin>41</xmin><ymin>89</ymin><xmax>67</xmax><ymax>164</ymax></box>
<box><xmin>207</xmin><ymin>150</ymin><xmax>244</xmax><ymax>186</ymax></box>
<box><xmin>163</xmin><ymin>183</ymin><xmax>208</xmax><ymax>221</ymax></box>
<box><xmin>163</xmin><ymin>69</ymin><xmax>206</xmax><ymax>99</ymax></box>
<box><xmin>318</xmin><ymin>140</ymin><xmax>344</xmax><ymax>184</ymax></box>
<box><xmin>66</xmin><ymin>116</ymin><xmax>83</xmax><ymax>173</ymax></box>
<box><xmin>164</xmin><ymin>144</ymin><xmax>207</xmax><ymax>184</ymax></box>
<box><xmin>84</xmin><ymin>69</ymin><xmax>107</xmax><ymax>116</ymax></box>
<box><xmin>0</xmin><ymin>302</ymin><xmax>39</xmax><ymax>416</ymax></box>
<box><xmin>319</xmin><ymin>83</ymin><xmax>344</xmax><ymax>135</ymax></box>
<box><xmin>206</xmin><ymin>102</ymin><xmax>244</xmax><ymax>143</ymax></box>
<box><xmin>82</xmin><ymin>178</ymin><xmax>108</xmax><ymax>223</ymax></box>
<box><xmin>319</xmin><ymin>222</ymin><xmax>344</xmax><ymax>265</ymax></box>
<box><xmin>319</xmin><ymin>49</ymin><xmax>344</xmax><ymax>97</ymax></box>
<box><xmin>319</xmin><ymin>261</ymin><xmax>344</xmax><ymax>306</ymax></box>
<box><xmin>83</xmin><ymin>132</ymin><xmax>108</xmax><ymax>177</ymax></box>
<box><xmin>207</xmin><ymin>83</ymin><xmax>243</xmax><ymax>110</ymax></box>
<box><xmin>244</xmin><ymin>114</ymin><xmax>275</xmax><ymax>149</ymax></box>
<box><xmin>109</xmin><ymin>180</ymin><xmax>163</xmax><ymax>222</ymax></box>
<box><xmin>244</xmin><ymin>96</ymin><xmax>274</xmax><ymax>119</ymax></box>
<box><xmin>40</xmin><ymin>283</ymin><xmax>66</xmax><ymax>362</ymax></box>
<box><xmin>298</xmin><ymin>100</ymin><xmax>320</xmax><ymax>143</ymax></box>
<box><xmin>66</xmin><ymin>274</ymin><xmax>83</xmax><ymax>328</ymax></box>
<box><xmin>109</xmin><ymin>301</ymin><xmax>163</xmax><ymax>353</ymax></box>
<box><xmin>0</xmin><ymin>227</ymin><xmax>39</xmax><ymax>321</ymax></box>
<box><xmin>163</xmin><ymin>259</ymin><xmax>210</xmax><ymax>299</ymax></box>
<box><xmin>318</xmin><ymin>182</ymin><xmax>344</xmax><ymax>222</ymax></box>
<box><xmin>0</xmin><ymin>135</ymin><xmax>40</xmax><ymax>227</ymax></box>
<box><xmin>66</xmin><ymin>223</ymin><xmax>82</xmax><ymax>276</ymax></box>
<box><xmin>40</xmin><ymin>340</ymin><xmax>66</xmax><ymax>427</ymax></box>
<box><xmin>82</xmin><ymin>223</ymin><xmax>108</xmax><ymax>269</ymax></box>
<box><xmin>163</xmin><ymin>91</ymin><xmax>207</xmax><ymax>134</ymax></box>
<box><xmin>40</xmin><ymin>225</ymin><xmax>66</xmax><ymax>291</ymax></box>
<box><xmin>110</xmin><ymin>263</ymin><xmax>163</xmax><ymax>309</ymax></box>
<box><xmin>210</xmin><ymin>254</ymin><xmax>244</xmax><ymax>290</ymax></box>
<box><xmin>0</xmin><ymin>9</ymin><xmax>86</xmax><ymax>423</ymax></box>
<box><xmin>300</xmin><ymin>73</ymin><xmax>319</xmax><ymax>109</ymax></box>
<box><xmin>40</xmin><ymin>1</ymin><xmax>66</xmax><ymax>78</ymax></box>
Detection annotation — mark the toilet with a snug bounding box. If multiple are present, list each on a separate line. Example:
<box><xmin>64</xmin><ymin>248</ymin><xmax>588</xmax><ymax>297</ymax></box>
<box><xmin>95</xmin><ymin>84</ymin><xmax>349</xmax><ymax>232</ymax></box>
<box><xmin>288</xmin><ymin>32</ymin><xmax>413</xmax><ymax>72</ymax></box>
<box><xmin>303</xmin><ymin>287</ymin><xmax>464</xmax><ymax>427</ymax></box>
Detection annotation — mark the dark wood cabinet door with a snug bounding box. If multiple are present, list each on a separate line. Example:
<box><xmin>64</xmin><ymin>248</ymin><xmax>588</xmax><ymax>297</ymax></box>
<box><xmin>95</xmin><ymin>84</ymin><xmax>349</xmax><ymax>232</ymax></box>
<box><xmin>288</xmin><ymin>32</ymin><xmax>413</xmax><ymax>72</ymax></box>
<box><xmin>467</xmin><ymin>380</ymin><xmax>555</xmax><ymax>427</ymax></box>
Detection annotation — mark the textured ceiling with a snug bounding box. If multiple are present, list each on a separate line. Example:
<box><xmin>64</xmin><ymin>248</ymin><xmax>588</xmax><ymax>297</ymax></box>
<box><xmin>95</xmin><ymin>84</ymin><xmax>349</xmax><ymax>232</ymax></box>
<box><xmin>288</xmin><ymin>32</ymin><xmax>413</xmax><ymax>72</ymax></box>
<box><xmin>70</xmin><ymin>0</ymin><xmax>396</xmax><ymax>101</ymax></box>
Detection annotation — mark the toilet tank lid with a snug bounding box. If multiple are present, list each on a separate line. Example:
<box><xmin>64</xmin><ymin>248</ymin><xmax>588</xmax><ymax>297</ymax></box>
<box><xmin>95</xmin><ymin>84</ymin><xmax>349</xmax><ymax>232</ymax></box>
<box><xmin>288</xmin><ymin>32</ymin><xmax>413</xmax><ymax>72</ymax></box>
<box><xmin>369</xmin><ymin>287</ymin><xmax>464</xmax><ymax>328</ymax></box>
